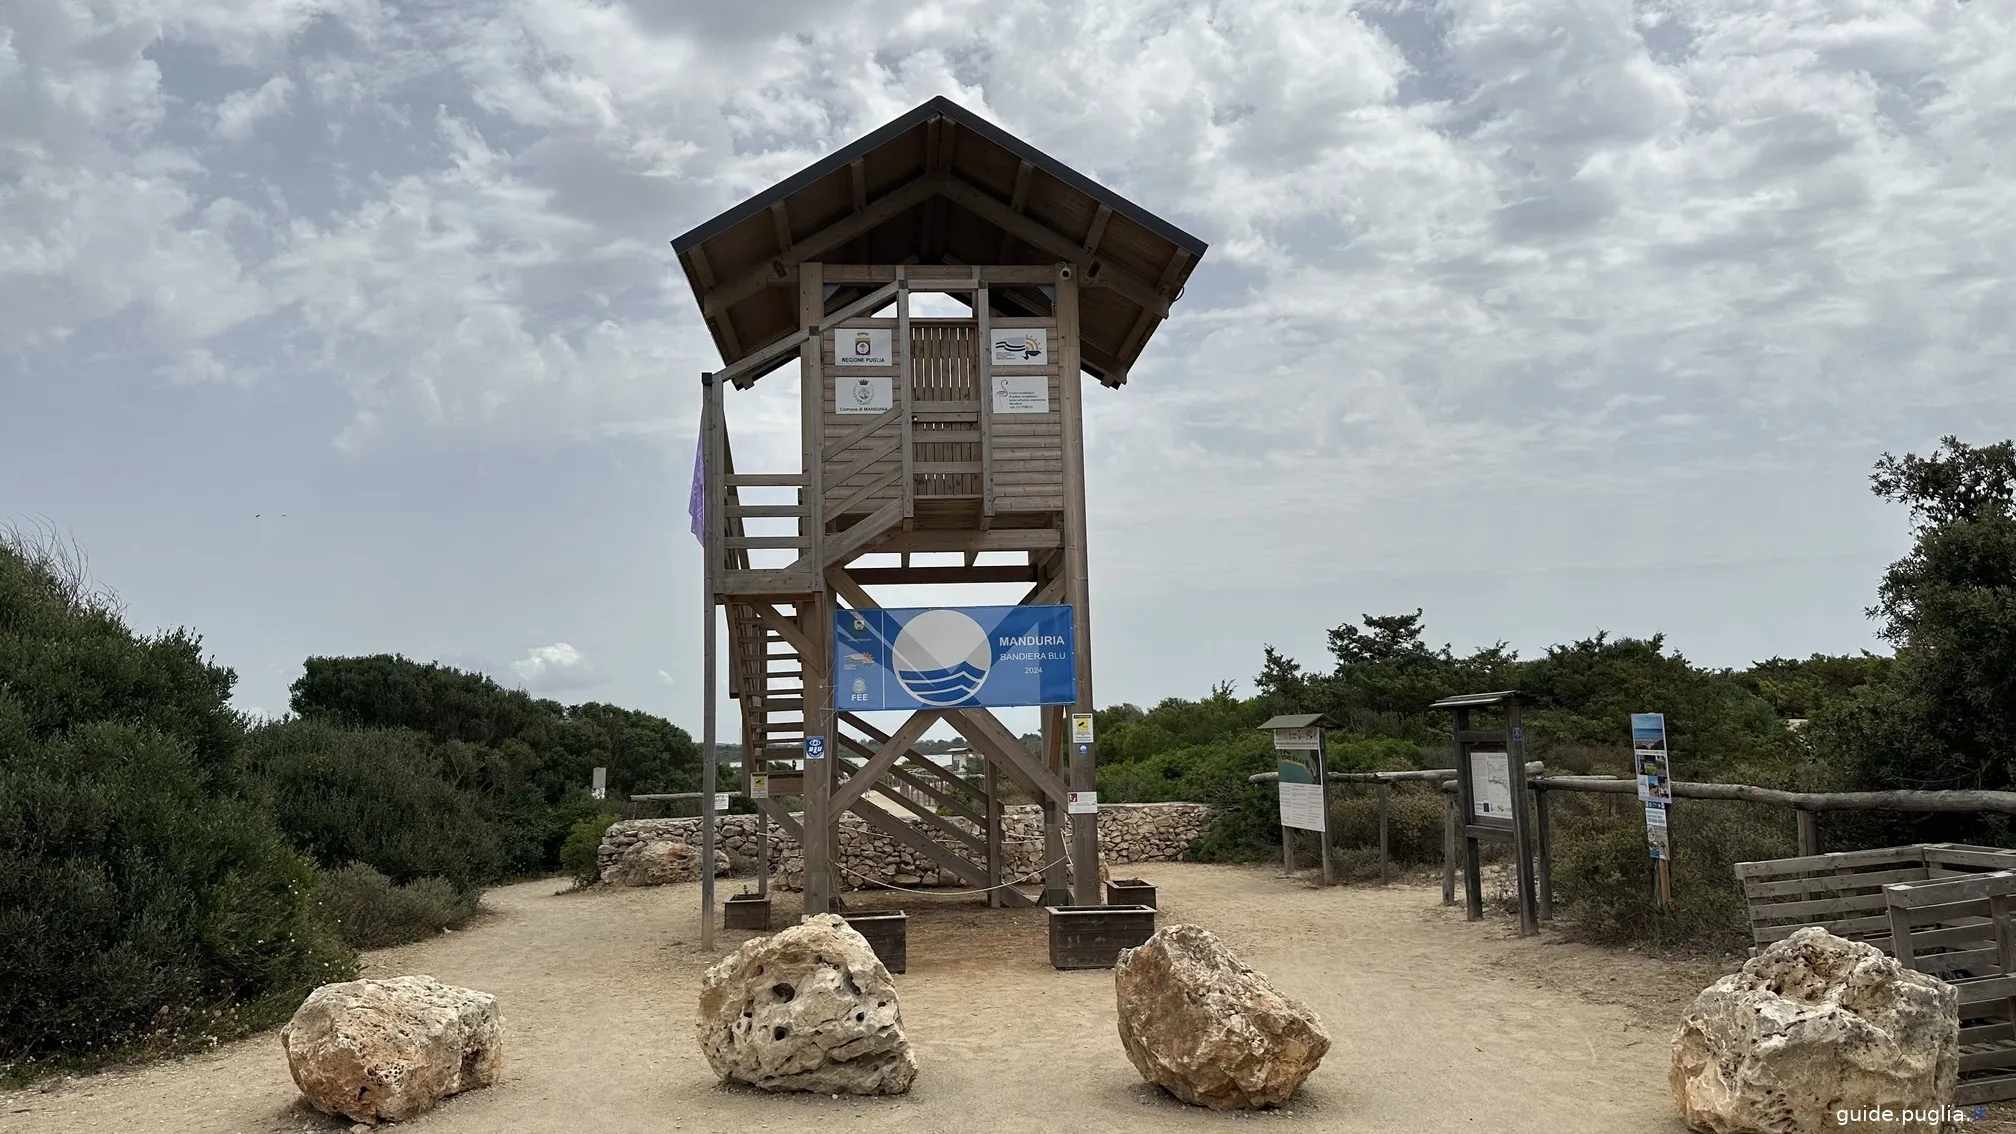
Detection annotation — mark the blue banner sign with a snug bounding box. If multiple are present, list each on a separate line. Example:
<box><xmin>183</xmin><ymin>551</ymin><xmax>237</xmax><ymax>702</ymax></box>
<box><xmin>834</xmin><ymin>605</ymin><xmax>1076</xmax><ymax>710</ymax></box>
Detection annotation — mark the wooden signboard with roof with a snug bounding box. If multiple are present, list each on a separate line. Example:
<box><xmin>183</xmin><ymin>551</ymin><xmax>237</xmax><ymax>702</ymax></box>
<box><xmin>674</xmin><ymin>98</ymin><xmax>1206</xmax><ymax>933</ymax></box>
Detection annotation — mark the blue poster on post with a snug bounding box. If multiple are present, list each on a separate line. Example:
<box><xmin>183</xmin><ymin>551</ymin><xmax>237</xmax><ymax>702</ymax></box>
<box><xmin>833</xmin><ymin>605</ymin><xmax>1076</xmax><ymax>710</ymax></box>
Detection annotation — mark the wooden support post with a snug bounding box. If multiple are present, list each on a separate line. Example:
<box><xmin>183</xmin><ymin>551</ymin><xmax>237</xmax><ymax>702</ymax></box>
<box><xmin>1041</xmin><ymin>705</ymin><xmax>1069</xmax><ymax>905</ymax></box>
<box><xmin>1507</xmin><ymin>702</ymin><xmax>1539</xmax><ymax>937</ymax></box>
<box><xmin>1376</xmin><ymin>781</ymin><xmax>1391</xmax><ymax>885</ymax></box>
<box><xmin>800</xmin><ymin>263</ymin><xmax>834</xmax><ymax>918</ymax></box>
<box><xmin>986</xmin><ymin>753</ymin><xmax>1003</xmax><ymax>909</ymax></box>
<box><xmin>756</xmin><ymin>805</ymin><xmax>770</xmax><ymax>897</ymax></box>
<box><xmin>1535</xmin><ymin>785</ymin><xmax>1553</xmax><ymax>922</ymax></box>
<box><xmin>1056</xmin><ymin>267</ymin><xmax>1100</xmax><ymax>907</ymax></box>
<box><xmin>1455</xmin><ymin>708</ymin><xmax>1484</xmax><ymax>921</ymax></box>
<box><xmin>700</xmin><ymin>370</ymin><xmax>721</xmax><ymax>951</ymax></box>
<box><xmin>1442</xmin><ymin>789</ymin><xmax>1457</xmax><ymax>905</ymax></box>
<box><xmin>1797</xmin><ymin>808</ymin><xmax>1820</xmax><ymax>857</ymax></box>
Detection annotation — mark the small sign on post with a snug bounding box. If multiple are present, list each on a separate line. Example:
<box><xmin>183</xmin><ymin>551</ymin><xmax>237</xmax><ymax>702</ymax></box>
<box><xmin>591</xmin><ymin>766</ymin><xmax>607</xmax><ymax>801</ymax></box>
<box><xmin>1259</xmin><ymin>714</ymin><xmax>1336</xmax><ymax>886</ymax></box>
<box><xmin>715</xmin><ymin>792</ymin><xmax>731</xmax><ymax>813</ymax></box>
<box><xmin>750</xmin><ymin>773</ymin><xmax>769</xmax><ymax>800</ymax></box>
<box><xmin>1633</xmin><ymin>712</ymin><xmax>1674</xmax><ymax>904</ymax></box>
<box><xmin>805</xmin><ymin>736</ymin><xmax>825</xmax><ymax>761</ymax></box>
<box><xmin>1067</xmin><ymin>790</ymin><xmax>1098</xmax><ymax>815</ymax></box>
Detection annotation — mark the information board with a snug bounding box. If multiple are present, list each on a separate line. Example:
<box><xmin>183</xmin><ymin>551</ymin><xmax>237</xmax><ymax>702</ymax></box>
<box><xmin>1469</xmin><ymin>750</ymin><xmax>1515</xmax><ymax>821</ymax></box>
<box><xmin>1645</xmin><ymin>801</ymin><xmax>1670</xmax><ymax>859</ymax></box>
<box><xmin>1275</xmin><ymin>733</ymin><xmax>1327</xmax><ymax>832</ymax></box>
<box><xmin>1632</xmin><ymin>712</ymin><xmax>1671</xmax><ymax>803</ymax></box>
<box><xmin>833</xmin><ymin>605</ymin><xmax>1076</xmax><ymax>710</ymax></box>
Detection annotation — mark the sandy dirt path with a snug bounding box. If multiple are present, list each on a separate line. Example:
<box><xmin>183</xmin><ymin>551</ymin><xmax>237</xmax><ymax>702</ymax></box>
<box><xmin>4</xmin><ymin>864</ymin><xmax>1735</xmax><ymax>1134</ymax></box>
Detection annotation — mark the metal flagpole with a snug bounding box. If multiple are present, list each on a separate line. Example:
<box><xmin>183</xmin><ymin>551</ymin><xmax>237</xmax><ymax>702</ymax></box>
<box><xmin>698</xmin><ymin>372</ymin><xmax>718</xmax><ymax>952</ymax></box>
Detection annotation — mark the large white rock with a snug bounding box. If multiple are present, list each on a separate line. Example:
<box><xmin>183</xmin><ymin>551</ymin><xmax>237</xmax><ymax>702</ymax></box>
<box><xmin>696</xmin><ymin>913</ymin><xmax>915</xmax><ymax>1095</ymax></box>
<box><xmin>281</xmin><ymin>976</ymin><xmax>503</xmax><ymax>1123</ymax></box>
<box><xmin>1670</xmin><ymin>927</ymin><xmax>1958</xmax><ymax>1133</ymax></box>
<box><xmin>1113</xmin><ymin>924</ymin><xmax>1329</xmax><ymax>1109</ymax></box>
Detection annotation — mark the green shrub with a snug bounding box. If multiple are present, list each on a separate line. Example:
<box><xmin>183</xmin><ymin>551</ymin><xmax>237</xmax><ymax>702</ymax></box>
<box><xmin>313</xmin><ymin>865</ymin><xmax>480</xmax><ymax>950</ymax></box>
<box><xmin>243</xmin><ymin>720</ymin><xmax>503</xmax><ymax>890</ymax></box>
<box><xmin>560</xmin><ymin>812</ymin><xmax>619</xmax><ymax>886</ymax></box>
<box><xmin>0</xmin><ymin>542</ymin><xmax>354</xmax><ymax>1064</ymax></box>
<box><xmin>1329</xmin><ymin>789</ymin><xmax>1446</xmax><ymax>865</ymax></box>
<box><xmin>1551</xmin><ymin>798</ymin><xmax>1794</xmax><ymax>953</ymax></box>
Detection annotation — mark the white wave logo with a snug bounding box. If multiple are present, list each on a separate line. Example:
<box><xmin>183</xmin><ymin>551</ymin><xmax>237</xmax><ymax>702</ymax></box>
<box><xmin>891</xmin><ymin>610</ymin><xmax>992</xmax><ymax>706</ymax></box>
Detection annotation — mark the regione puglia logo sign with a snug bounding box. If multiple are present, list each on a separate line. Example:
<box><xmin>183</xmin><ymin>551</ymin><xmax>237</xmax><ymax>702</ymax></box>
<box><xmin>891</xmin><ymin>609</ymin><xmax>993</xmax><ymax>706</ymax></box>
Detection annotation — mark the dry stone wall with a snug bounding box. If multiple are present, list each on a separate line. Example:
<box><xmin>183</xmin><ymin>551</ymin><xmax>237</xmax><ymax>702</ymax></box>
<box><xmin>598</xmin><ymin>802</ymin><xmax>1217</xmax><ymax>892</ymax></box>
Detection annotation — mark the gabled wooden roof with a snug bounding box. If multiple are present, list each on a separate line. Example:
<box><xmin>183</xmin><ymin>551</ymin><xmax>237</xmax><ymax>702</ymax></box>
<box><xmin>671</xmin><ymin>97</ymin><xmax>1207</xmax><ymax>387</ymax></box>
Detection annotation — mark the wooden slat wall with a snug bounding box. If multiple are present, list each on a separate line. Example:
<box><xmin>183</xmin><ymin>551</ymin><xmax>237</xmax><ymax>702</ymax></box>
<box><xmin>985</xmin><ymin>316</ymin><xmax>1064</xmax><ymax>513</ymax></box>
<box><xmin>822</xmin><ymin>318</ymin><xmax>904</xmax><ymax>516</ymax></box>
<box><xmin>909</xmin><ymin>320</ymin><xmax>983</xmax><ymax>499</ymax></box>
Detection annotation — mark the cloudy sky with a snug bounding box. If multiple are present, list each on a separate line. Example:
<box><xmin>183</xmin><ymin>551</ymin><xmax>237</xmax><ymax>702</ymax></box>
<box><xmin>3</xmin><ymin>0</ymin><xmax>2012</xmax><ymax>736</ymax></box>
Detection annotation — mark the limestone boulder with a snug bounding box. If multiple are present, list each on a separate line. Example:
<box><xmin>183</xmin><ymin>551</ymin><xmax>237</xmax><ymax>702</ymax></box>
<box><xmin>605</xmin><ymin>840</ymin><xmax>728</xmax><ymax>886</ymax></box>
<box><xmin>1670</xmin><ymin>927</ymin><xmax>1958</xmax><ymax>1133</ymax></box>
<box><xmin>696</xmin><ymin>913</ymin><xmax>915</xmax><ymax>1095</ymax></box>
<box><xmin>1113</xmin><ymin>924</ymin><xmax>1329</xmax><ymax>1109</ymax></box>
<box><xmin>281</xmin><ymin>976</ymin><xmax>503</xmax><ymax>1124</ymax></box>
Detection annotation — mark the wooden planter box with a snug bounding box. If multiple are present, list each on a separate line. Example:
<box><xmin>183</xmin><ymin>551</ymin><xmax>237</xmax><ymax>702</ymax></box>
<box><xmin>724</xmin><ymin>893</ymin><xmax>771</xmax><ymax>931</ymax></box>
<box><xmin>1046</xmin><ymin>905</ymin><xmax>1156</xmax><ymax>970</ymax></box>
<box><xmin>1107</xmin><ymin>879</ymin><xmax>1156</xmax><ymax>909</ymax></box>
<box><xmin>842</xmin><ymin>911</ymin><xmax>907</xmax><ymax>974</ymax></box>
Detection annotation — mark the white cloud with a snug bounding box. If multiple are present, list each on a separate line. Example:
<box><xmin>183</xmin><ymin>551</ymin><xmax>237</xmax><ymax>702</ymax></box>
<box><xmin>657</xmin><ymin>669</ymin><xmax>676</xmax><ymax>687</ymax></box>
<box><xmin>213</xmin><ymin>75</ymin><xmax>296</xmax><ymax>142</ymax></box>
<box><xmin>3</xmin><ymin>0</ymin><xmax>2013</xmax><ymax>587</ymax></box>
<box><xmin>511</xmin><ymin>641</ymin><xmax>603</xmax><ymax>691</ymax></box>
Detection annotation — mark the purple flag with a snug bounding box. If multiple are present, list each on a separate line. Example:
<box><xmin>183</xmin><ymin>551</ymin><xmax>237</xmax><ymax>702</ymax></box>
<box><xmin>688</xmin><ymin>428</ymin><xmax>705</xmax><ymax>543</ymax></box>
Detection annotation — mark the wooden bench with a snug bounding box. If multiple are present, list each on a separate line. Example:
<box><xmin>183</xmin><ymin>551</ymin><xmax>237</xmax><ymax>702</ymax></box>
<box><xmin>1735</xmin><ymin>843</ymin><xmax>2016</xmax><ymax>954</ymax></box>
<box><xmin>1886</xmin><ymin>870</ymin><xmax>2016</xmax><ymax>1104</ymax></box>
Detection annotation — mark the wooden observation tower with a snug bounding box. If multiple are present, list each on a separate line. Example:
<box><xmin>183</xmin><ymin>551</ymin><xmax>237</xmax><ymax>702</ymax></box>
<box><xmin>674</xmin><ymin>97</ymin><xmax>1205</xmax><ymax>926</ymax></box>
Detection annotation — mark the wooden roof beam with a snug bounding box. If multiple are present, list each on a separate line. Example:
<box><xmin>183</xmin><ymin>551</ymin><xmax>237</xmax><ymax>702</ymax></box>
<box><xmin>769</xmin><ymin>201</ymin><xmax>793</xmax><ymax>255</ymax></box>
<box><xmin>705</xmin><ymin>175</ymin><xmax>941</xmax><ymax>315</ymax></box>
<box><xmin>1084</xmin><ymin>204</ymin><xmax>1112</xmax><ymax>253</ymax></box>
<box><xmin>939</xmin><ymin>175</ymin><xmax>1170</xmax><ymax>318</ymax></box>
<box><xmin>687</xmin><ymin>246</ymin><xmax>742</xmax><ymax>357</ymax></box>
<box><xmin>998</xmin><ymin>159</ymin><xmax>1034</xmax><ymax>262</ymax></box>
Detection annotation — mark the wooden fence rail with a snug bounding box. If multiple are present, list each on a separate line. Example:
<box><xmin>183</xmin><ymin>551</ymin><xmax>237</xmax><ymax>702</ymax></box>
<box><xmin>1250</xmin><ymin>764</ymin><xmax>2016</xmax><ymax>917</ymax></box>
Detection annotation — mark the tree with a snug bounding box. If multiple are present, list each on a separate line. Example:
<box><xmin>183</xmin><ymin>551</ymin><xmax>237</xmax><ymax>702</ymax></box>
<box><xmin>1845</xmin><ymin>437</ymin><xmax>2016</xmax><ymax>789</ymax></box>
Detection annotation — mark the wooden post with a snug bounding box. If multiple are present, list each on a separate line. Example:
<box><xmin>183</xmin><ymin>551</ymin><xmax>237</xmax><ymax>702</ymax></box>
<box><xmin>985</xmin><ymin>751</ymin><xmax>1003</xmax><ymax>909</ymax></box>
<box><xmin>1455</xmin><ymin>708</ymin><xmax>1484</xmax><ymax>921</ymax></box>
<box><xmin>1506</xmin><ymin>702</ymin><xmax>1539</xmax><ymax>937</ymax></box>
<box><xmin>1796</xmin><ymin>808</ymin><xmax>1820</xmax><ymax>857</ymax></box>
<box><xmin>1442</xmin><ymin>788</ymin><xmax>1457</xmax><ymax>905</ymax></box>
<box><xmin>799</xmin><ymin>263</ymin><xmax>834</xmax><ymax>918</ymax></box>
<box><xmin>1376</xmin><ymin>781</ymin><xmax>1391</xmax><ymax>885</ymax></box>
<box><xmin>1056</xmin><ymin>267</ymin><xmax>1099</xmax><ymax>907</ymax></box>
<box><xmin>700</xmin><ymin>370</ymin><xmax>721</xmax><ymax>952</ymax></box>
<box><xmin>756</xmin><ymin>805</ymin><xmax>770</xmax><ymax>897</ymax></box>
<box><xmin>1040</xmin><ymin>705</ymin><xmax>1069</xmax><ymax>904</ymax></box>
<box><xmin>1535</xmin><ymin>784</ymin><xmax>1553</xmax><ymax>922</ymax></box>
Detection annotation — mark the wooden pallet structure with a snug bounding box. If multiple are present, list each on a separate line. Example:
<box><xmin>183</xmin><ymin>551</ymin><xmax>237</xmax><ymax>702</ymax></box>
<box><xmin>676</xmin><ymin>97</ymin><xmax>1207</xmax><ymax>919</ymax></box>
<box><xmin>1736</xmin><ymin>843</ymin><xmax>2016</xmax><ymax>953</ymax></box>
<box><xmin>1737</xmin><ymin>843</ymin><xmax>2016</xmax><ymax>1103</ymax></box>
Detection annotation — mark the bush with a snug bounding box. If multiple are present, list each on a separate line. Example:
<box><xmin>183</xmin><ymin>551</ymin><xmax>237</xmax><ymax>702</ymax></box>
<box><xmin>313</xmin><ymin>865</ymin><xmax>480</xmax><ymax>950</ymax></box>
<box><xmin>243</xmin><ymin>720</ymin><xmax>503</xmax><ymax>890</ymax></box>
<box><xmin>560</xmin><ymin>812</ymin><xmax>619</xmax><ymax>886</ymax></box>
<box><xmin>0</xmin><ymin>542</ymin><xmax>354</xmax><ymax>1064</ymax></box>
<box><xmin>1550</xmin><ymin>798</ymin><xmax>1794</xmax><ymax>953</ymax></box>
<box><xmin>1329</xmin><ymin>789</ymin><xmax>1446</xmax><ymax>865</ymax></box>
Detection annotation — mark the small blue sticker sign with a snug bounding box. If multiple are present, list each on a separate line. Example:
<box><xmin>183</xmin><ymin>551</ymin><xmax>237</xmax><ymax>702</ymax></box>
<box><xmin>805</xmin><ymin>736</ymin><xmax>825</xmax><ymax>760</ymax></box>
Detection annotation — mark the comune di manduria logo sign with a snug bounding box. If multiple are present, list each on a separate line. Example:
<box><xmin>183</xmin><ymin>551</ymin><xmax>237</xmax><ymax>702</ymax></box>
<box><xmin>834</xmin><ymin>605</ymin><xmax>1076</xmax><ymax>711</ymax></box>
<box><xmin>890</xmin><ymin>609</ymin><xmax>992</xmax><ymax>706</ymax></box>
